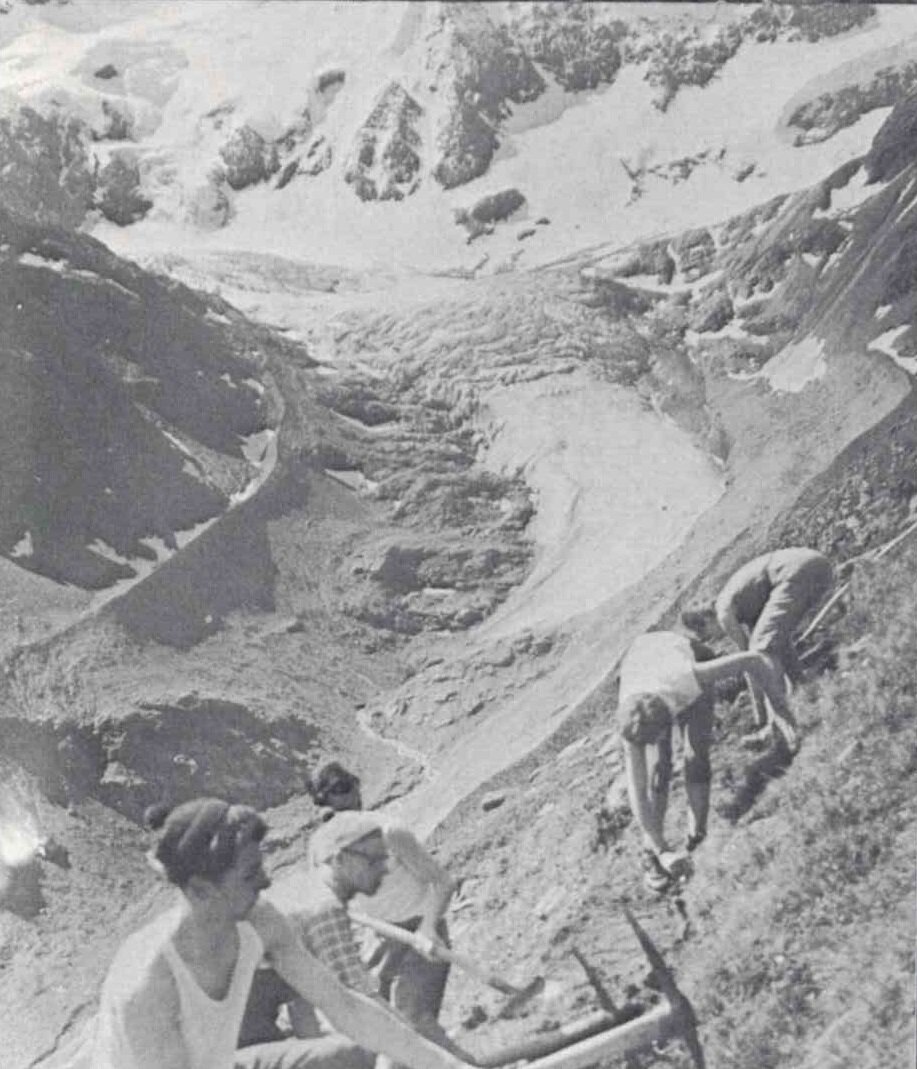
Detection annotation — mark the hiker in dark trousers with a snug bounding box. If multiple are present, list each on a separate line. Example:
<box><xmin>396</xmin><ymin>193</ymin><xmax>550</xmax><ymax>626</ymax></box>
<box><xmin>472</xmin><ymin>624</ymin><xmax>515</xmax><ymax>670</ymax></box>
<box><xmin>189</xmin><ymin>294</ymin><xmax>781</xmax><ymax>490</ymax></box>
<box><xmin>309</xmin><ymin>763</ymin><xmax>457</xmax><ymax>1036</ymax></box>
<box><xmin>715</xmin><ymin>547</ymin><xmax>834</xmax><ymax>747</ymax></box>
<box><xmin>616</xmin><ymin>630</ymin><xmax>795</xmax><ymax>893</ymax></box>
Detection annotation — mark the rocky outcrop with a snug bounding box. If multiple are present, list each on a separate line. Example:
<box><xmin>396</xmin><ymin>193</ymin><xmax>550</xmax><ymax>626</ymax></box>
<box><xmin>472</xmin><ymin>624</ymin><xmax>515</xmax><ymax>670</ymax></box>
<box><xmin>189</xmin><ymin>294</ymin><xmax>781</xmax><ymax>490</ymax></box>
<box><xmin>219</xmin><ymin>124</ymin><xmax>280</xmax><ymax>190</ymax></box>
<box><xmin>605</xmin><ymin>239</ymin><xmax>676</xmax><ymax>285</ymax></box>
<box><xmin>0</xmin><ymin>697</ymin><xmax>320</xmax><ymax>821</ymax></box>
<box><xmin>92</xmin><ymin>98</ymin><xmax>135</xmax><ymax>142</ymax></box>
<box><xmin>788</xmin><ymin>63</ymin><xmax>917</xmax><ymax>146</ymax></box>
<box><xmin>509</xmin><ymin>2</ymin><xmax>625</xmax><ymax>91</ymax></box>
<box><xmin>864</xmin><ymin>89</ymin><xmax>917</xmax><ymax>183</ymax></box>
<box><xmin>454</xmin><ymin>188</ymin><xmax>526</xmax><ymax>241</ymax></box>
<box><xmin>429</xmin><ymin>5</ymin><xmax>543</xmax><ymax>190</ymax></box>
<box><xmin>0</xmin><ymin>204</ymin><xmax>272</xmax><ymax>584</ymax></box>
<box><xmin>345</xmin><ymin>82</ymin><xmax>423</xmax><ymax>202</ymax></box>
<box><xmin>95</xmin><ymin>151</ymin><xmax>152</xmax><ymax>226</ymax></box>
<box><xmin>628</xmin><ymin>3</ymin><xmax>875</xmax><ymax>113</ymax></box>
<box><xmin>0</xmin><ymin>107</ymin><xmax>95</xmax><ymax>227</ymax></box>
<box><xmin>345</xmin><ymin>535</ymin><xmax>531</xmax><ymax>634</ymax></box>
<box><xmin>690</xmin><ymin>286</ymin><xmax>734</xmax><ymax>334</ymax></box>
<box><xmin>673</xmin><ymin>227</ymin><xmax>716</xmax><ymax>282</ymax></box>
<box><xmin>640</xmin><ymin>24</ymin><xmax>743</xmax><ymax>112</ymax></box>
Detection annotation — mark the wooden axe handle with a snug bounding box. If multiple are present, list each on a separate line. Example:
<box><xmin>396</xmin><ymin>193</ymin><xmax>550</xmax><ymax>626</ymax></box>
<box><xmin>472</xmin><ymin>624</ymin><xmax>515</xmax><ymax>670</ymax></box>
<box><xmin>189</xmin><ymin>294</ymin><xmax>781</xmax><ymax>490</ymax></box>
<box><xmin>349</xmin><ymin>910</ymin><xmax>523</xmax><ymax>996</ymax></box>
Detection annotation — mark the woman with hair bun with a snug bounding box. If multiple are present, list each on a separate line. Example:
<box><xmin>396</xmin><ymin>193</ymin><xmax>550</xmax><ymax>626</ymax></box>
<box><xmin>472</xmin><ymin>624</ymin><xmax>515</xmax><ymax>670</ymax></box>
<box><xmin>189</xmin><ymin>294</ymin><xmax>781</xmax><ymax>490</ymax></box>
<box><xmin>45</xmin><ymin>797</ymin><xmax>474</xmax><ymax>1069</ymax></box>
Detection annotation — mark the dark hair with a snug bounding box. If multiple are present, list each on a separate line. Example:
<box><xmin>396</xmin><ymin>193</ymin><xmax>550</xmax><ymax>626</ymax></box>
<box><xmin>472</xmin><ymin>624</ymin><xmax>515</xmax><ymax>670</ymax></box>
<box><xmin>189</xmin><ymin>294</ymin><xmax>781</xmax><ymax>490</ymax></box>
<box><xmin>620</xmin><ymin>694</ymin><xmax>673</xmax><ymax>745</ymax></box>
<box><xmin>145</xmin><ymin>798</ymin><xmax>267</xmax><ymax>888</ymax></box>
<box><xmin>309</xmin><ymin>762</ymin><xmax>360</xmax><ymax>808</ymax></box>
<box><xmin>681</xmin><ymin>608</ymin><xmax>721</xmax><ymax>641</ymax></box>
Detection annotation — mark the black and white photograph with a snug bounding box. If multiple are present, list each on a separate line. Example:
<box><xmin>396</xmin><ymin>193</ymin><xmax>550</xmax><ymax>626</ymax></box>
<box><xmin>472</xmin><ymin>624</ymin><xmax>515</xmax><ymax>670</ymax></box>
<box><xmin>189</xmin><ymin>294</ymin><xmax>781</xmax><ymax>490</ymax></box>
<box><xmin>0</xmin><ymin>1</ymin><xmax>914</xmax><ymax>1067</ymax></box>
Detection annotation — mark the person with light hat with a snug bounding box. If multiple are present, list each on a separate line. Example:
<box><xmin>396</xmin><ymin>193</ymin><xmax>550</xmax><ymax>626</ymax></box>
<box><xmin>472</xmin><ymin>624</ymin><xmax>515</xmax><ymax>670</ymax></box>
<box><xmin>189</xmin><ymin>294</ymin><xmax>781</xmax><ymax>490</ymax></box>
<box><xmin>298</xmin><ymin>812</ymin><xmax>391</xmax><ymax>985</ymax></box>
<box><xmin>616</xmin><ymin>630</ymin><xmax>796</xmax><ymax>894</ymax></box>
<box><xmin>240</xmin><ymin>813</ymin><xmax>387</xmax><ymax>1049</ymax></box>
<box><xmin>38</xmin><ymin>797</ymin><xmax>477</xmax><ymax>1069</ymax></box>
<box><xmin>243</xmin><ymin>811</ymin><xmax>466</xmax><ymax>1066</ymax></box>
<box><xmin>309</xmin><ymin>763</ymin><xmax>457</xmax><ymax>1034</ymax></box>
<box><xmin>714</xmin><ymin>546</ymin><xmax>834</xmax><ymax>747</ymax></box>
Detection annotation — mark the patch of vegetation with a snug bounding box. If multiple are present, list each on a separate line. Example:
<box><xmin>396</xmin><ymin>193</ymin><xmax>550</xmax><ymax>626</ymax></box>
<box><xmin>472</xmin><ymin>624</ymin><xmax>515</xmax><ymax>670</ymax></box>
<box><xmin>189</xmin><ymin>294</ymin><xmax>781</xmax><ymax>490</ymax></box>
<box><xmin>770</xmin><ymin>395</ymin><xmax>917</xmax><ymax>561</ymax></box>
<box><xmin>674</xmin><ymin>542</ymin><xmax>916</xmax><ymax>1069</ymax></box>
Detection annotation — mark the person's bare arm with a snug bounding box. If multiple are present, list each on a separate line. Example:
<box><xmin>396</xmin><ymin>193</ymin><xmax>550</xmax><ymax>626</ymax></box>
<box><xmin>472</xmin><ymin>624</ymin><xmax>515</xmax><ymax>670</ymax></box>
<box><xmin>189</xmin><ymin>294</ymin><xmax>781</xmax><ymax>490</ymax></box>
<box><xmin>694</xmin><ymin>651</ymin><xmax>798</xmax><ymax>750</ymax></box>
<box><xmin>384</xmin><ymin>826</ymin><xmax>456</xmax><ymax>945</ymax></box>
<box><xmin>623</xmin><ymin>741</ymin><xmax>667</xmax><ymax>855</ymax></box>
<box><xmin>252</xmin><ymin>901</ymin><xmax>468</xmax><ymax>1069</ymax></box>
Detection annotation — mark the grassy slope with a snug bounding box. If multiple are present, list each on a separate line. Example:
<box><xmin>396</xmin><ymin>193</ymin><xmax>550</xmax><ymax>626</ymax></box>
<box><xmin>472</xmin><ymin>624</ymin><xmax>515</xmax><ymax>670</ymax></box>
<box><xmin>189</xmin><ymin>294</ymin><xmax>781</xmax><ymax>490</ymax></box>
<box><xmin>434</xmin><ymin>538</ymin><xmax>915</xmax><ymax>1069</ymax></box>
<box><xmin>672</xmin><ymin>541</ymin><xmax>916</xmax><ymax>1069</ymax></box>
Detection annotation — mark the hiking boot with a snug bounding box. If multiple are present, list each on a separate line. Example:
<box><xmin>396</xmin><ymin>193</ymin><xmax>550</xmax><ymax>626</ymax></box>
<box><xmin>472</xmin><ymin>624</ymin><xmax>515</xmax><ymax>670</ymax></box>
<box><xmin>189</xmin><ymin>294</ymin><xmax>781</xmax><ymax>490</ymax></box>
<box><xmin>640</xmin><ymin>850</ymin><xmax>672</xmax><ymax>895</ymax></box>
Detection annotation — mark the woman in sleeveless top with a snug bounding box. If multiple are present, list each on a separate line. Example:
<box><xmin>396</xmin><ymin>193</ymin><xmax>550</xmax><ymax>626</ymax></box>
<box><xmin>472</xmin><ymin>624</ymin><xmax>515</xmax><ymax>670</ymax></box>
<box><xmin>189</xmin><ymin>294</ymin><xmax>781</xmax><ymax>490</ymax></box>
<box><xmin>46</xmin><ymin>798</ymin><xmax>474</xmax><ymax>1069</ymax></box>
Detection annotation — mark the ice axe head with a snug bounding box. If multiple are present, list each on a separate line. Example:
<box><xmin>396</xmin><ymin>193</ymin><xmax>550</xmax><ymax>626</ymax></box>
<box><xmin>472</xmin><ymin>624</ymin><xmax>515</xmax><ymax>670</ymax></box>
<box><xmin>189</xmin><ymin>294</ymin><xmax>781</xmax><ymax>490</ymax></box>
<box><xmin>623</xmin><ymin>907</ymin><xmax>705</xmax><ymax>1069</ymax></box>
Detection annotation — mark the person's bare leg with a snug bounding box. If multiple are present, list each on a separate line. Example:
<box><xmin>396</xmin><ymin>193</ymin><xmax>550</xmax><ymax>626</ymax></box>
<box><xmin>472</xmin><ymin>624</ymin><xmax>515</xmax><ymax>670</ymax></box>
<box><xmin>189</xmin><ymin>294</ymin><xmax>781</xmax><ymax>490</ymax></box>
<box><xmin>684</xmin><ymin>779</ymin><xmax>709</xmax><ymax>845</ymax></box>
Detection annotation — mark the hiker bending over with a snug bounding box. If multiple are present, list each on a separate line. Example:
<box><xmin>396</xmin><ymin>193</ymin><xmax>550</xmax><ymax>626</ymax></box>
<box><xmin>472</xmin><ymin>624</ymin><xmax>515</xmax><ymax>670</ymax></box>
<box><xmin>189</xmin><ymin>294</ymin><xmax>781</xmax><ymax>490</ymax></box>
<box><xmin>310</xmin><ymin>763</ymin><xmax>457</xmax><ymax>1032</ymax></box>
<box><xmin>44</xmin><ymin>797</ymin><xmax>473</xmax><ymax>1069</ymax></box>
<box><xmin>715</xmin><ymin>547</ymin><xmax>833</xmax><ymax>747</ymax></box>
<box><xmin>617</xmin><ymin>630</ymin><xmax>795</xmax><ymax>894</ymax></box>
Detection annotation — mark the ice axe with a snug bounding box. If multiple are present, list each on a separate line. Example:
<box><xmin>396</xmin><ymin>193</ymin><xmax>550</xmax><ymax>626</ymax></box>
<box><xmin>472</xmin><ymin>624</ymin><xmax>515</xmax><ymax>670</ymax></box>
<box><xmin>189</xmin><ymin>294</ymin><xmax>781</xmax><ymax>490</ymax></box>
<box><xmin>349</xmin><ymin>910</ymin><xmax>545</xmax><ymax>1014</ymax></box>
<box><xmin>477</xmin><ymin>909</ymin><xmax>704</xmax><ymax>1069</ymax></box>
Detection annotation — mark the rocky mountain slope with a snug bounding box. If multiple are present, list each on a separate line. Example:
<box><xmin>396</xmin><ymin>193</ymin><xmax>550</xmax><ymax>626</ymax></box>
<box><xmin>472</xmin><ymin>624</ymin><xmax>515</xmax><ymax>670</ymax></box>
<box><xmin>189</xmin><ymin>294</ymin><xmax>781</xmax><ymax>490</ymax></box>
<box><xmin>0</xmin><ymin>4</ymin><xmax>914</xmax><ymax>1068</ymax></box>
<box><xmin>2</xmin><ymin>1</ymin><xmax>916</xmax><ymax>274</ymax></box>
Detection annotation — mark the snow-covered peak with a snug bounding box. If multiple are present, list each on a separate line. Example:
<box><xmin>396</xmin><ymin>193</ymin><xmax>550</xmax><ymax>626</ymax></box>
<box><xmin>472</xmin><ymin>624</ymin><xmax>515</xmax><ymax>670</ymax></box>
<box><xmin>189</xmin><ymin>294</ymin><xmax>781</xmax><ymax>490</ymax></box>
<box><xmin>1</xmin><ymin>2</ymin><xmax>916</xmax><ymax>280</ymax></box>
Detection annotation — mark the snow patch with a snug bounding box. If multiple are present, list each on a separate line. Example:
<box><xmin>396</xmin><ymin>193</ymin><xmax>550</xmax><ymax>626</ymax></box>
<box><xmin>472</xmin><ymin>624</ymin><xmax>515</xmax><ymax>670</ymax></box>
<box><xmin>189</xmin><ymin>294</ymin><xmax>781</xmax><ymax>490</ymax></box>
<box><xmin>761</xmin><ymin>336</ymin><xmax>827</xmax><ymax>393</ymax></box>
<box><xmin>231</xmin><ymin>428</ymin><xmax>277</xmax><ymax>504</ymax></box>
<box><xmin>87</xmin><ymin>539</ymin><xmax>131</xmax><ymax>565</ymax></box>
<box><xmin>869</xmin><ymin>324</ymin><xmax>915</xmax><ymax>373</ymax></box>
<box><xmin>18</xmin><ymin>251</ymin><xmax>139</xmax><ymax>299</ymax></box>
<box><xmin>324</xmin><ymin>469</ymin><xmax>378</xmax><ymax>494</ymax></box>
<box><xmin>815</xmin><ymin>164</ymin><xmax>888</xmax><ymax>217</ymax></box>
<box><xmin>685</xmin><ymin>318</ymin><xmax>749</xmax><ymax>346</ymax></box>
<box><xmin>478</xmin><ymin>369</ymin><xmax>723</xmax><ymax>635</ymax></box>
<box><xmin>10</xmin><ymin>531</ymin><xmax>33</xmax><ymax>559</ymax></box>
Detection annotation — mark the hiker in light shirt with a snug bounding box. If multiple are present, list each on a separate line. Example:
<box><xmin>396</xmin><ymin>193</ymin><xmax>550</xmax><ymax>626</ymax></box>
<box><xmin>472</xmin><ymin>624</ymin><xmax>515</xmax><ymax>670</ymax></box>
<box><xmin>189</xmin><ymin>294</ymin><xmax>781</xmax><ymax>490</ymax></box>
<box><xmin>616</xmin><ymin>630</ymin><xmax>796</xmax><ymax>894</ymax></box>
<box><xmin>247</xmin><ymin>812</ymin><xmax>466</xmax><ymax>1065</ymax></box>
<box><xmin>42</xmin><ymin>797</ymin><xmax>475</xmax><ymax>1069</ymax></box>
<box><xmin>310</xmin><ymin>763</ymin><xmax>457</xmax><ymax>1032</ymax></box>
<box><xmin>715</xmin><ymin>547</ymin><xmax>833</xmax><ymax>747</ymax></box>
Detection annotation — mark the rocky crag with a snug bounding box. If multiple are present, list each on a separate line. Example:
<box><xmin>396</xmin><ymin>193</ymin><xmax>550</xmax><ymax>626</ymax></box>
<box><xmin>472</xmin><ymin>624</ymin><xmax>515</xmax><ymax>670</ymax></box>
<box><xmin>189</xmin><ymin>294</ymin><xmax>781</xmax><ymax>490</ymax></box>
<box><xmin>0</xmin><ymin>1</ymin><xmax>909</xmax><ymax>238</ymax></box>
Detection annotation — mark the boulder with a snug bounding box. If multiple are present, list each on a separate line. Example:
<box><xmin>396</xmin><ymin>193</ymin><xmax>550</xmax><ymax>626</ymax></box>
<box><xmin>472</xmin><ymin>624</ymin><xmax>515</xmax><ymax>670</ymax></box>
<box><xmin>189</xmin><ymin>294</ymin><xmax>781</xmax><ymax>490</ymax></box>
<box><xmin>96</xmin><ymin>152</ymin><xmax>152</xmax><ymax>226</ymax></box>
<box><xmin>219</xmin><ymin>125</ymin><xmax>280</xmax><ymax>191</ymax></box>
<box><xmin>454</xmin><ymin>188</ymin><xmax>526</xmax><ymax>241</ymax></box>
